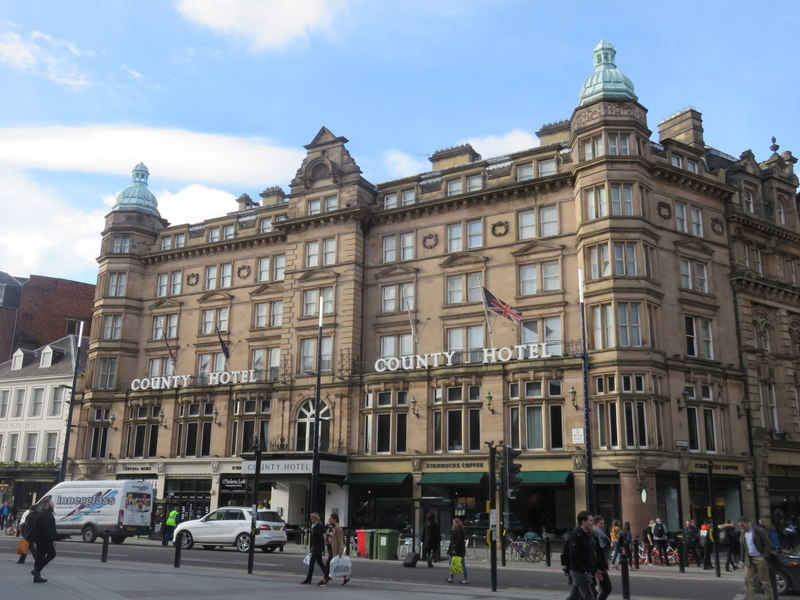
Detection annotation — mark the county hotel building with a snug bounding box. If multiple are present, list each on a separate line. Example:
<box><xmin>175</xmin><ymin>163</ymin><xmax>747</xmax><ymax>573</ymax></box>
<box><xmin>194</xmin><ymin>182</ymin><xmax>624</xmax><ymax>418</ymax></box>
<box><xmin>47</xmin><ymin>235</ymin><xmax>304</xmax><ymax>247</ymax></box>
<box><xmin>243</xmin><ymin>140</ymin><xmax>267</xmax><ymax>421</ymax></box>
<box><xmin>72</xmin><ymin>41</ymin><xmax>800</xmax><ymax>536</ymax></box>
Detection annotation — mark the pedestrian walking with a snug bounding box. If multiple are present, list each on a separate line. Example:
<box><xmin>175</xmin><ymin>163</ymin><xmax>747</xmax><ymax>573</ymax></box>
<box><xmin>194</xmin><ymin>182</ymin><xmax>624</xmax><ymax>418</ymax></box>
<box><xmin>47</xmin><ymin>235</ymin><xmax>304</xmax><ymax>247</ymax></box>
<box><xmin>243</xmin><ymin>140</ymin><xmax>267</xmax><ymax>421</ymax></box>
<box><xmin>682</xmin><ymin>520</ymin><xmax>698</xmax><ymax>566</ymax></box>
<box><xmin>162</xmin><ymin>506</ymin><xmax>179</xmax><ymax>546</ymax></box>
<box><xmin>719</xmin><ymin>519</ymin><xmax>739</xmax><ymax>571</ymax></box>
<box><xmin>301</xmin><ymin>513</ymin><xmax>329</xmax><ymax>585</ymax></box>
<box><xmin>562</xmin><ymin>510</ymin><xmax>595</xmax><ymax>600</ymax></box>
<box><xmin>17</xmin><ymin>504</ymin><xmax>39</xmax><ymax>565</ymax></box>
<box><xmin>651</xmin><ymin>517</ymin><xmax>669</xmax><ymax>564</ymax></box>
<box><xmin>642</xmin><ymin>520</ymin><xmax>655</xmax><ymax>564</ymax></box>
<box><xmin>592</xmin><ymin>515</ymin><xmax>612</xmax><ymax>600</ymax></box>
<box><xmin>445</xmin><ymin>517</ymin><xmax>468</xmax><ymax>584</ymax></box>
<box><xmin>324</xmin><ymin>513</ymin><xmax>349</xmax><ymax>586</ymax></box>
<box><xmin>29</xmin><ymin>496</ymin><xmax>57</xmax><ymax>583</ymax></box>
<box><xmin>0</xmin><ymin>501</ymin><xmax>10</xmax><ymax>529</ymax></box>
<box><xmin>421</xmin><ymin>512</ymin><xmax>442</xmax><ymax>568</ymax></box>
<box><xmin>609</xmin><ymin>519</ymin><xmax>622</xmax><ymax>568</ymax></box>
<box><xmin>738</xmin><ymin>516</ymin><xmax>774</xmax><ymax>600</ymax></box>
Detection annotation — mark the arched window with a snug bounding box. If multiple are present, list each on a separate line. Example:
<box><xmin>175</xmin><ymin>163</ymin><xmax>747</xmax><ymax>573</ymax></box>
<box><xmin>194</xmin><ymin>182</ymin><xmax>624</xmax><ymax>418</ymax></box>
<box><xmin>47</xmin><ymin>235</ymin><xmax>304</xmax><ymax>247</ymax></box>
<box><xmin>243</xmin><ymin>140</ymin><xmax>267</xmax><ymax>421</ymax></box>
<box><xmin>754</xmin><ymin>314</ymin><xmax>772</xmax><ymax>352</ymax></box>
<box><xmin>776</xmin><ymin>197</ymin><xmax>787</xmax><ymax>225</ymax></box>
<box><xmin>295</xmin><ymin>398</ymin><xmax>330</xmax><ymax>452</ymax></box>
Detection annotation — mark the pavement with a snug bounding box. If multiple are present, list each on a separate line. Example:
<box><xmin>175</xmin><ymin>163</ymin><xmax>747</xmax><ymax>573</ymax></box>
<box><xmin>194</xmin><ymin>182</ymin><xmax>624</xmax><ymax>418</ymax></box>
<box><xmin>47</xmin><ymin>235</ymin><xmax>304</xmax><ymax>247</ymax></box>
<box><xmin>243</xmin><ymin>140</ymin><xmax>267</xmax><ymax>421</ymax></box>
<box><xmin>2</xmin><ymin>536</ymin><xmax>747</xmax><ymax>600</ymax></box>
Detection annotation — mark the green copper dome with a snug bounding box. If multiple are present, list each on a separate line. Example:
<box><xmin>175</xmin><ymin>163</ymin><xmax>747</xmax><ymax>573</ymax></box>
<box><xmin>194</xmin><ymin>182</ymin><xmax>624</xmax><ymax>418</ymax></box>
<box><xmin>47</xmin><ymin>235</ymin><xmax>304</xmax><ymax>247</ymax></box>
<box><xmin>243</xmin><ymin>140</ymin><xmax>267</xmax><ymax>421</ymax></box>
<box><xmin>112</xmin><ymin>162</ymin><xmax>160</xmax><ymax>217</ymax></box>
<box><xmin>579</xmin><ymin>40</ymin><xmax>637</xmax><ymax>106</ymax></box>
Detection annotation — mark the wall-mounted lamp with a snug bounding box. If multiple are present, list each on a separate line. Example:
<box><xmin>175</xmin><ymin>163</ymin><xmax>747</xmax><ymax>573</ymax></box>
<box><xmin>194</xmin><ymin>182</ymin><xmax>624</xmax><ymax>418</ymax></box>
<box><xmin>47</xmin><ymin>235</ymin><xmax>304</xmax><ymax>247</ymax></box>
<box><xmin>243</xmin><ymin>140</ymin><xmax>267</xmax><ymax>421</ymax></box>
<box><xmin>737</xmin><ymin>396</ymin><xmax>750</xmax><ymax>419</ymax></box>
<box><xmin>212</xmin><ymin>407</ymin><xmax>220</xmax><ymax>425</ymax></box>
<box><xmin>485</xmin><ymin>391</ymin><xmax>494</xmax><ymax>414</ymax></box>
<box><xmin>677</xmin><ymin>390</ymin><xmax>689</xmax><ymax>412</ymax></box>
<box><xmin>410</xmin><ymin>396</ymin><xmax>419</xmax><ymax>418</ymax></box>
<box><xmin>158</xmin><ymin>410</ymin><xmax>167</xmax><ymax>428</ymax></box>
<box><xmin>109</xmin><ymin>413</ymin><xmax>117</xmax><ymax>430</ymax></box>
<box><xmin>570</xmin><ymin>386</ymin><xmax>578</xmax><ymax>410</ymax></box>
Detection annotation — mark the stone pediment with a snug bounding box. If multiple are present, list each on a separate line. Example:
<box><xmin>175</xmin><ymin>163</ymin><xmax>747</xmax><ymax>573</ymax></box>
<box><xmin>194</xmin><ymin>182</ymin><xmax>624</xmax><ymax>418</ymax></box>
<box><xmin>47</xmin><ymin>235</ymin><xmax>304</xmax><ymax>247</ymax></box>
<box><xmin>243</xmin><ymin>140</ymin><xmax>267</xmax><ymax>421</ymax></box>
<box><xmin>149</xmin><ymin>297</ymin><xmax>182</xmax><ymax>310</ymax></box>
<box><xmin>673</xmin><ymin>237</ymin><xmax>714</xmax><ymax>256</ymax></box>
<box><xmin>439</xmin><ymin>251</ymin><xmax>488</xmax><ymax>269</ymax></box>
<box><xmin>374</xmin><ymin>264</ymin><xmax>419</xmax><ymax>280</ymax></box>
<box><xmin>249</xmin><ymin>282</ymin><xmax>285</xmax><ymax>296</ymax></box>
<box><xmin>198</xmin><ymin>290</ymin><xmax>233</xmax><ymax>303</ymax></box>
<box><xmin>511</xmin><ymin>240</ymin><xmax>564</xmax><ymax>257</ymax></box>
<box><xmin>296</xmin><ymin>267</ymin><xmax>339</xmax><ymax>282</ymax></box>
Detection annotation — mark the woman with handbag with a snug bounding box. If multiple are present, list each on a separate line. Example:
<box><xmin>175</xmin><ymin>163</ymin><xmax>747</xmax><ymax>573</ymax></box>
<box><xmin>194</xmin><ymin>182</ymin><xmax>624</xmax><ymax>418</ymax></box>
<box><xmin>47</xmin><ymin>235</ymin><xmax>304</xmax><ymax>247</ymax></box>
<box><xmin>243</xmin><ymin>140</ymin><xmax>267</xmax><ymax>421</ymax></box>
<box><xmin>445</xmin><ymin>517</ymin><xmax>468</xmax><ymax>584</ymax></box>
<box><xmin>325</xmin><ymin>513</ymin><xmax>350</xmax><ymax>586</ymax></box>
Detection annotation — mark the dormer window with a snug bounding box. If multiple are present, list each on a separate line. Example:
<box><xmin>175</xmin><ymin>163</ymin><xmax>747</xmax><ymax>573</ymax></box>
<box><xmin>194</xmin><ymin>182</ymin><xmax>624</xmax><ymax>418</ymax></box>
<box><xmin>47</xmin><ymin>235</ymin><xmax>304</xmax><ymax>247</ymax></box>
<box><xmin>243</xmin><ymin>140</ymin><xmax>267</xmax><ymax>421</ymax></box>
<box><xmin>11</xmin><ymin>349</ymin><xmax>23</xmax><ymax>370</ymax></box>
<box><xmin>40</xmin><ymin>347</ymin><xmax>53</xmax><ymax>368</ymax></box>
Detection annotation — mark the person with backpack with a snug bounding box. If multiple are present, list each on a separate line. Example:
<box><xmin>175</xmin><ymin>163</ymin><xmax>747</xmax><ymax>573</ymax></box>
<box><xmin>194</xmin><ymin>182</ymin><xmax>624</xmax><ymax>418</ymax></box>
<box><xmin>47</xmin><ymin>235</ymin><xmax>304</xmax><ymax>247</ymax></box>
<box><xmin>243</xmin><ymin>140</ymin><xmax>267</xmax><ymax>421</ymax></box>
<box><xmin>651</xmin><ymin>517</ymin><xmax>669</xmax><ymax>565</ymax></box>
<box><xmin>561</xmin><ymin>511</ymin><xmax>595</xmax><ymax>600</ymax></box>
<box><xmin>682</xmin><ymin>520</ymin><xmax>698</xmax><ymax>566</ymax></box>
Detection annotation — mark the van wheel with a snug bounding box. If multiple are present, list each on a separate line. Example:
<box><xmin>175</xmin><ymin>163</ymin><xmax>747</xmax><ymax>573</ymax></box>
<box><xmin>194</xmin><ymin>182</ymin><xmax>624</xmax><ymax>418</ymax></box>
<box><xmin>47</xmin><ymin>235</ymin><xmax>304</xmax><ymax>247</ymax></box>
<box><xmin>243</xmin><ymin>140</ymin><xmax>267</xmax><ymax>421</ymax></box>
<box><xmin>82</xmin><ymin>526</ymin><xmax>97</xmax><ymax>543</ymax></box>
<box><xmin>236</xmin><ymin>533</ymin><xmax>251</xmax><ymax>553</ymax></box>
<box><xmin>111</xmin><ymin>536</ymin><xmax>125</xmax><ymax>544</ymax></box>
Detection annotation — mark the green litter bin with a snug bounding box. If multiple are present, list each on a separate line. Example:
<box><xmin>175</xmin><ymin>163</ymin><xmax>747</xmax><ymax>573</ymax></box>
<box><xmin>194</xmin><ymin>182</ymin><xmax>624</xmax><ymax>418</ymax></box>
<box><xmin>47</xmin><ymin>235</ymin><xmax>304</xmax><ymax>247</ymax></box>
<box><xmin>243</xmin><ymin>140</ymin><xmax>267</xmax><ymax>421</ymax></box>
<box><xmin>364</xmin><ymin>529</ymin><xmax>377</xmax><ymax>559</ymax></box>
<box><xmin>374</xmin><ymin>529</ymin><xmax>400</xmax><ymax>560</ymax></box>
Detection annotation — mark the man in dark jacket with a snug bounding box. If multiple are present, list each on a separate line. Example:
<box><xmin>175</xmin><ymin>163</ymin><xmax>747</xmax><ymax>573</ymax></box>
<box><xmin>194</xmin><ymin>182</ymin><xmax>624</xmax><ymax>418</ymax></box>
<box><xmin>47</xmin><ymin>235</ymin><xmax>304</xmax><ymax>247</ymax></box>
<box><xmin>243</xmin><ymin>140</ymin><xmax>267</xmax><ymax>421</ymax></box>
<box><xmin>591</xmin><ymin>515</ymin><xmax>612</xmax><ymax>600</ymax></box>
<box><xmin>682</xmin><ymin>520</ymin><xmax>698</xmax><ymax>566</ymax></box>
<box><xmin>738</xmin><ymin>516</ymin><xmax>774</xmax><ymax>600</ymax></box>
<box><xmin>562</xmin><ymin>510</ymin><xmax>595</xmax><ymax>600</ymax></box>
<box><xmin>30</xmin><ymin>497</ymin><xmax>57</xmax><ymax>583</ymax></box>
<box><xmin>301</xmin><ymin>512</ymin><xmax>329</xmax><ymax>585</ymax></box>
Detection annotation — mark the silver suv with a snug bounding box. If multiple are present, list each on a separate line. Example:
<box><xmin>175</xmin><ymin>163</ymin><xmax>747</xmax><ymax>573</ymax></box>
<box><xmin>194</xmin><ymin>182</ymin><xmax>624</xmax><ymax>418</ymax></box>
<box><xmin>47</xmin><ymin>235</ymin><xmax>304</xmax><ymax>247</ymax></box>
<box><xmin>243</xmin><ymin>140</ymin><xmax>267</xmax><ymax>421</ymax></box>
<box><xmin>174</xmin><ymin>506</ymin><xmax>287</xmax><ymax>552</ymax></box>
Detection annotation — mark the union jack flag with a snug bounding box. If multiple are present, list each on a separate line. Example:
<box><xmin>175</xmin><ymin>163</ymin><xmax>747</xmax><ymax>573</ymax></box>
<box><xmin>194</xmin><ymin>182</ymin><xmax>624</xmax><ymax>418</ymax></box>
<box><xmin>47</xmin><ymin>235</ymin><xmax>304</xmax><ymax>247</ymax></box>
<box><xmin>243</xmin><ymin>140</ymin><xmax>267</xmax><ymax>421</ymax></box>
<box><xmin>483</xmin><ymin>287</ymin><xmax>522</xmax><ymax>325</ymax></box>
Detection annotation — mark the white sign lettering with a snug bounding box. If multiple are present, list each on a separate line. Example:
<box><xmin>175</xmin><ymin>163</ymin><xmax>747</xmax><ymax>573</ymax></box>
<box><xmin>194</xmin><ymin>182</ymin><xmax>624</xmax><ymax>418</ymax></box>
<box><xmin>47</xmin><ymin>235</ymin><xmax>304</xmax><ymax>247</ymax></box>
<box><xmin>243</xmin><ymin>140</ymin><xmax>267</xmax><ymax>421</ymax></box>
<box><xmin>374</xmin><ymin>343</ymin><xmax>552</xmax><ymax>373</ymax></box>
<box><xmin>240</xmin><ymin>459</ymin><xmax>348</xmax><ymax>477</ymax></box>
<box><xmin>130</xmin><ymin>370</ymin><xmax>256</xmax><ymax>391</ymax></box>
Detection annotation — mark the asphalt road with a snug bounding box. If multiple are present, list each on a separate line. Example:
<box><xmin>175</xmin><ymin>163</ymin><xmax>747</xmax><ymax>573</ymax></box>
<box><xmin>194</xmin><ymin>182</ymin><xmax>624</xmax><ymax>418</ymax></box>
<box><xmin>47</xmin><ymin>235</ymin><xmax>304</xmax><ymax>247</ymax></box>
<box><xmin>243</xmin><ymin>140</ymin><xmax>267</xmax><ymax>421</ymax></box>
<box><xmin>0</xmin><ymin>535</ymin><xmax>752</xmax><ymax>600</ymax></box>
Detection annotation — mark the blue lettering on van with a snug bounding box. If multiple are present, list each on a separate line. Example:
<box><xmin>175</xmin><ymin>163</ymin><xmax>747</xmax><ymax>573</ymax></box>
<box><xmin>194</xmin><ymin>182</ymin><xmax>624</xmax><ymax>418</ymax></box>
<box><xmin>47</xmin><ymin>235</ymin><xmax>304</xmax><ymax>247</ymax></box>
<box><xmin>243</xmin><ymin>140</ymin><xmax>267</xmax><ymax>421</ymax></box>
<box><xmin>57</xmin><ymin>490</ymin><xmax>119</xmax><ymax>522</ymax></box>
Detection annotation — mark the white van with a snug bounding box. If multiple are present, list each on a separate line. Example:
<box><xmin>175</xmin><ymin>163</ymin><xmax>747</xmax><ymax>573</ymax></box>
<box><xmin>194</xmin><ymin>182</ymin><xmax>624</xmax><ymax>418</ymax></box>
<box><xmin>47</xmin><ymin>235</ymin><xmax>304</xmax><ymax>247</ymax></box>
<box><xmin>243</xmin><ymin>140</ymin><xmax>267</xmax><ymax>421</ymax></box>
<box><xmin>32</xmin><ymin>480</ymin><xmax>153</xmax><ymax>543</ymax></box>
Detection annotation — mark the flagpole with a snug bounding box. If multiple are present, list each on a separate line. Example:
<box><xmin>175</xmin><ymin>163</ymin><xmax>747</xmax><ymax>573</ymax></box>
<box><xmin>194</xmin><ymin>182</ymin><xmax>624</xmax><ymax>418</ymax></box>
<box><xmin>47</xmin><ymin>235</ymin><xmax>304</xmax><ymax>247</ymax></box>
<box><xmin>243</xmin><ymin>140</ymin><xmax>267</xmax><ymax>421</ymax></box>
<box><xmin>480</xmin><ymin>285</ymin><xmax>496</xmax><ymax>348</ymax></box>
<box><xmin>405</xmin><ymin>298</ymin><xmax>418</xmax><ymax>354</ymax></box>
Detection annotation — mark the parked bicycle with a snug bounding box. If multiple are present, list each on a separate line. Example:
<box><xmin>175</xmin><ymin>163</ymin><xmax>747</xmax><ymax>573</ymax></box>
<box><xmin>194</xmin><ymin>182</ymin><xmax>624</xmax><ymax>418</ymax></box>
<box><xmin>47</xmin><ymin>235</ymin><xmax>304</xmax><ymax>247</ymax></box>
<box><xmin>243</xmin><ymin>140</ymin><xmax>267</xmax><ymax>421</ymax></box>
<box><xmin>505</xmin><ymin>536</ymin><xmax>545</xmax><ymax>563</ymax></box>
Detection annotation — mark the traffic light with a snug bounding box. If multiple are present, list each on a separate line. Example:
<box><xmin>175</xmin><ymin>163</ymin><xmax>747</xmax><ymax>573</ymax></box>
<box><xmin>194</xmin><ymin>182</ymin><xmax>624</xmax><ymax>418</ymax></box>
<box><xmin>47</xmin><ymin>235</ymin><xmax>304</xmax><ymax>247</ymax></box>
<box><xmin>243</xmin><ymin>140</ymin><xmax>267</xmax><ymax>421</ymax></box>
<box><xmin>504</xmin><ymin>445</ymin><xmax>522</xmax><ymax>499</ymax></box>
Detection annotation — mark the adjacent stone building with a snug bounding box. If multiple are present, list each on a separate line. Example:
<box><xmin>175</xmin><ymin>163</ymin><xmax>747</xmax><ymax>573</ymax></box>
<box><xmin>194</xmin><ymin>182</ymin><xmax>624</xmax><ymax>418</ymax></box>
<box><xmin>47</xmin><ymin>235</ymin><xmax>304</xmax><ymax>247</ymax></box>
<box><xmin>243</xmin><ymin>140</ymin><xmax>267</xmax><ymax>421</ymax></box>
<box><xmin>70</xmin><ymin>41</ymin><xmax>799</xmax><ymax>536</ymax></box>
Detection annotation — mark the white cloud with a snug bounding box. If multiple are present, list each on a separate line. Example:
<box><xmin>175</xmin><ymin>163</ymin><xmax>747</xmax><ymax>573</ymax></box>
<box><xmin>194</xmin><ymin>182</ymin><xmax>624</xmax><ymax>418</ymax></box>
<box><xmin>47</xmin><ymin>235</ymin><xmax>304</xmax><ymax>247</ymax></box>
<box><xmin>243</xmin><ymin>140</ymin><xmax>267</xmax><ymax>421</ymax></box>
<box><xmin>382</xmin><ymin>149</ymin><xmax>430</xmax><ymax>179</ymax></box>
<box><xmin>156</xmin><ymin>184</ymin><xmax>238</xmax><ymax>226</ymax></box>
<box><xmin>461</xmin><ymin>129</ymin><xmax>539</xmax><ymax>159</ymax></box>
<box><xmin>0</xmin><ymin>166</ymin><xmax>105</xmax><ymax>282</ymax></box>
<box><xmin>0</xmin><ymin>125</ymin><xmax>305</xmax><ymax>187</ymax></box>
<box><xmin>0</xmin><ymin>30</ymin><xmax>90</xmax><ymax>87</ymax></box>
<box><xmin>177</xmin><ymin>0</ymin><xmax>350</xmax><ymax>50</ymax></box>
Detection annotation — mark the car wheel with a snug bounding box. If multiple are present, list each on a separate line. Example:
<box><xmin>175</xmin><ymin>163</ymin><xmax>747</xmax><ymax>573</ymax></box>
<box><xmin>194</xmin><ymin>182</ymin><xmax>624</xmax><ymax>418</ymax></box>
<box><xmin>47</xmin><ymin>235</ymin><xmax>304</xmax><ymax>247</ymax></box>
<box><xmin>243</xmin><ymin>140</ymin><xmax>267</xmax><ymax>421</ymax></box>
<box><xmin>236</xmin><ymin>533</ymin><xmax>251</xmax><ymax>553</ymax></box>
<box><xmin>775</xmin><ymin>571</ymin><xmax>788</xmax><ymax>595</ymax></box>
<box><xmin>179</xmin><ymin>531</ymin><xmax>194</xmax><ymax>550</ymax></box>
<box><xmin>202</xmin><ymin>545</ymin><xmax>217</xmax><ymax>550</ymax></box>
<box><xmin>261</xmin><ymin>545</ymin><xmax>276</xmax><ymax>553</ymax></box>
<box><xmin>81</xmin><ymin>526</ymin><xmax>97</xmax><ymax>543</ymax></box>
<box><xmin>110</xmin><ymin>536</ymin><xmax>125</xmax><ymax>544</ymax></box>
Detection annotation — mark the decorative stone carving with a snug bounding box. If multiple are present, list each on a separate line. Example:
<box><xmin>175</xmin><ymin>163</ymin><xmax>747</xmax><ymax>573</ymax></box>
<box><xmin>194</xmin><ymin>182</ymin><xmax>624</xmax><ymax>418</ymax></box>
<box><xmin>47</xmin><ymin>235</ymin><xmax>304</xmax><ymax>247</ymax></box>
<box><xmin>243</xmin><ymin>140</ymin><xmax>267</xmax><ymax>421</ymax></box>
<box><xmin>710</xmin><ymin>218</ymin><xmax>724</xmax><ymax>235</ymax></box>
<box><xmin>412</xmin><ymin>458</ymin><xmax>421</xmax><ymax>472</ymax></box>
<box><xmin>157</xmin><ymin>462</ymin><xmax>165</xmax><ymax>473</ymax></box>
<box><xmin>237</xmin><ymin>265</ymin><xmax>251</xmax><ymax>280</ymax></box>
<box><xmin>572</xmin><ymin>454</ymin><xmax>585</xmax><ymax>469</ymax></box>
<box><xmin>186</xmin><ymin>273</ymin><xmax>199</xmax><ymax>287</ymax></box>
<box><xmin>491</xmin><ymin>221</ymin><xmax>509</xmax><ymax>237</ymax></box>
<box><xmin>657</xmin><ymin>202</ymin><xmax>672</xmax><ymax>220</ymax></box>
<box><xmin>422</xmin><ymin>233</ymin><xmax>438</xmax><ymax>249</ymax></box>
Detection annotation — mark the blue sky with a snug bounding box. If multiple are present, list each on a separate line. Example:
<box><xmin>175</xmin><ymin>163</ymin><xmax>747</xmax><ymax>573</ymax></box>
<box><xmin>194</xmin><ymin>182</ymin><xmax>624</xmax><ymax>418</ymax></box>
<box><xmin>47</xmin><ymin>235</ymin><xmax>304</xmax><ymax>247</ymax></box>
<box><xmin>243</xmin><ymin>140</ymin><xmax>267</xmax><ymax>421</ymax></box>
<box><xmin>1</xmin><ymin>0</ymin><xmax>797</xmax><ymax>284</ymax></box>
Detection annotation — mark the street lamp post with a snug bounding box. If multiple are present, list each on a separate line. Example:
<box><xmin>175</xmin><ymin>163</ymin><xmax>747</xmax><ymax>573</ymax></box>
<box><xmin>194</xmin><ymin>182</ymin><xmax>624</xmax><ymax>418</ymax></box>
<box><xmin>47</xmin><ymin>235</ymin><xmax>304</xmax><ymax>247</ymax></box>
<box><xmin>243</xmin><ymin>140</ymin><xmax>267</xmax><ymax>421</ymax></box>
<box><xmin>309</xmin><ymin>297</ymin><xmax>324</xmax><ymax>518</ymax></box>
<box><xmin>578</xmin><ymin>270</ymin><xmax>594</xmax><ymax>513</ymax></box>
<box><xmin>59</xmin><ymin>323</ymin><xmax>84</xmax><ymax>483</ymax></box>
<box><xmin>247</xmin><ymin>433</ymin><xmax>263</xmax><ymax>575</ymax></box>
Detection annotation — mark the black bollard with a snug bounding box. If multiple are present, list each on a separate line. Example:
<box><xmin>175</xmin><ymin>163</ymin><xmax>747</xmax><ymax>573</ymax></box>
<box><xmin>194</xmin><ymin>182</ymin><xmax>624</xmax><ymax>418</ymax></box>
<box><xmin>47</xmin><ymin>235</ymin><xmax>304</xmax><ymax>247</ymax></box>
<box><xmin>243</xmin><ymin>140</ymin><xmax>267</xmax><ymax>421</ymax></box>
<box><xmin>101</xmin><ymin>529</ymin><xmax>110</xmax><ymax>563</ymax></box>
<box><xmin>633</xmin><ymin>538</ymin><xmax>640</xmax><ymax>570</ymax></box>
<box><xmin>174</xmin><ymin>532</ymin><xmax>182</xmax><ymax>568</ymax></box>
<box><xmin>678</xmin><ymin>539</ymin><xmax>685</xmax><ymax>573</ymax></box>
<box><xmin>545</xmin><ymin>537</ymin><xmax>551</xmax><ymax>567</ymax></box>
<box><xmin>621</xmin><ymin>552</ymin><xmax>631</xmax><ymax>600</ymax></box>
